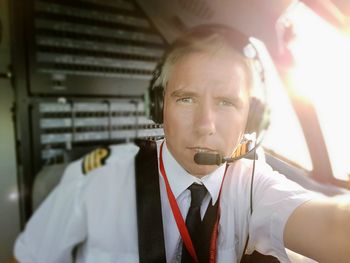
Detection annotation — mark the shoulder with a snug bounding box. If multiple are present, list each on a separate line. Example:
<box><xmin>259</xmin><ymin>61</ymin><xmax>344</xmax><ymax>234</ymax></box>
<box><xmin>225</xmin><ymin>157</ymin><xmax>273</xmax><ymax>181</ymax></box>
<box><xmin>84</xmin><ymin>143</ymin><xmax>140</xmax><ymax>174</ymax></box>
<box><xmin>60</xmin><ymin>143</ymin><xmax>140</xmax><ymax>184</ymax></box>
<box><xmin>230</xmin><ymin>157</ymin><xmax>288</xmax><ymax>182</ymax></box>
<box><xmin>224</xmin><ymin>157</ymin><xmax>297</xmax><ymax>195</ymax></box>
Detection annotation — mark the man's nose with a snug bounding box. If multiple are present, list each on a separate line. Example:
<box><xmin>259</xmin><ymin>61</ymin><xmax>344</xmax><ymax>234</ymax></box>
<box><xmin>194</xmin><ymin>103</ymin><xmax>216</xmax><ymax>136</ymax></box>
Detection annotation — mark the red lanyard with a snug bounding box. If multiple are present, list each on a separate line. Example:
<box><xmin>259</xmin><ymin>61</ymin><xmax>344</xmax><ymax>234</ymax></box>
<box><xmin>159</xmin><ymin>141</ymin><xmax>228</xmax><ymax>263</ymax></box>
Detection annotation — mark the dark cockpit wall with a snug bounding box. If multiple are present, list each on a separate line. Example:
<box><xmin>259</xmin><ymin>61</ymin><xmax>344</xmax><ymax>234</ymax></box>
<box><xmin>0</xmin><ymin>0</ymin><xmax>20</xmax><ymax>262</ymax></box>
<box><xmin>1</xmin><ymin>0</ymin><xmax>350</xmax><ymax>262</ymax></box>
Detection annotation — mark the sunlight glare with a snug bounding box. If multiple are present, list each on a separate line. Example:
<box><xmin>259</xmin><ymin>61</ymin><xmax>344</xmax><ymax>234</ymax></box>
<box><xmin>286</xmin><ymin>3</ymin><xmax>350</xmax><ymax>180</ymax></box>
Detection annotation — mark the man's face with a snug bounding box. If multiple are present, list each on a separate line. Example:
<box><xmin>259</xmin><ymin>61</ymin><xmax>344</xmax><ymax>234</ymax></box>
<box><xmin>163</xmin><ymin>51</ymin><xmax>250</xmax><ymax>177</ymax></box>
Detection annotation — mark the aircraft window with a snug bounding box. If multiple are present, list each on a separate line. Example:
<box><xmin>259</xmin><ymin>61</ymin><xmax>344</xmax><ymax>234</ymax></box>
<box><xmin>260</xmin><ymin>57</ymin><xmax>313</xmax><ymax>172</ymax></box>
<box><xmin>282</xmin><ymin>3</ymin><xmax>350</xmax><ymax>181</ymax></box>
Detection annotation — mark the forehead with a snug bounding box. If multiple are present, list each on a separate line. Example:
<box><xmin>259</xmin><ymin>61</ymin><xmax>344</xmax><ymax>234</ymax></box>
<box><xmin>167</xmin><ymin>51</ymin><xmax>249</xmax><ymax>92</ymax></box>
<box><xmin>162</xmin><ymin>35</ymin><xmax>254</xmax><ymax>90</ymax></box>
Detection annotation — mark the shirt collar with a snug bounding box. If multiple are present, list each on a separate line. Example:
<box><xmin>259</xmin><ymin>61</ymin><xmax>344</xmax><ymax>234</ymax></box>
<box><xmin>159</xmin><ymin>139</ymin><xmax>226</xmax><ymax>205</ymax></box>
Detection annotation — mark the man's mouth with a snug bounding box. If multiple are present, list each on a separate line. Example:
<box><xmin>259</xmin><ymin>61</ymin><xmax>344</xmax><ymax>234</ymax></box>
<box><xmin>189</xmin><ymin>147</ymin><xmax>217</xmax><ymax>153</ymax></box>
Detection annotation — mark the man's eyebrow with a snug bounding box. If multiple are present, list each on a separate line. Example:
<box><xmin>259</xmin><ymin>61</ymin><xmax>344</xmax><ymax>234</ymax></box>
<box><xmin>170</xmin><ymin>89</ymin><xmax>198</xmax><ymax>97</ymax></box>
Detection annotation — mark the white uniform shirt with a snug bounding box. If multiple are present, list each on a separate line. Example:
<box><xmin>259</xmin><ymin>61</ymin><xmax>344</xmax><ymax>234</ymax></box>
<box><xmin>14</xmin><ymin>140</ymin><xmax>317</xmax><ymax>263</ymax></box>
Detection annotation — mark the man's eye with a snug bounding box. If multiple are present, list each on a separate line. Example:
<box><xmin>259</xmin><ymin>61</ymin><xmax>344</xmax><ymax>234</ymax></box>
<box><xmin>177</xmin><ymin>97</ymin><xmax>194</xmax><ymax>103</ymax></box>
<box><xmin>219</xmin><ymin>100</ymin><xmax>234</xmax><ymax>107</ymax></box>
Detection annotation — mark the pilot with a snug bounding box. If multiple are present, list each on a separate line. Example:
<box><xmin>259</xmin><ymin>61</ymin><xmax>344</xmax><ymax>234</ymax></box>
<box><xmin>13</xmin><ymin>24</ymin><xmax>350</xmax><ymax>263</ymax></box>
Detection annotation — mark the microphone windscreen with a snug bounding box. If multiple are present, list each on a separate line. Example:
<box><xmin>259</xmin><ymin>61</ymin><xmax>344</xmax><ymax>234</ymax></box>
<box><xmin>194</xmin><ymin>152</ymin><xmax>222</xmax><ymax>165</ymax></box>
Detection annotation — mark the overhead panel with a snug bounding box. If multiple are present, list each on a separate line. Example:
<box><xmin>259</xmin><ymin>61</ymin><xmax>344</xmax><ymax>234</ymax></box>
<box><xmin>136</xmin><ymin>0</ymin><xmax>294</xmax><ymax>58</ymax></box>
<box><xmin>29</xmin><ymin>0</ymin><xmax>166</xmax><ymax>95</ymax></box>
<box><xmin>32</xmin><ymin>98</ymin><xmax>163</xmax><ymax>165</ymax></box>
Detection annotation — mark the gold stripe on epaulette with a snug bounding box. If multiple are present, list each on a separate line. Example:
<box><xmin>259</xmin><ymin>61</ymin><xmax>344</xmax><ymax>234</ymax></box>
<box><xmin>82</xmin><ymin>147</ymin><xmax>110</xmax><ymax>175</ymax></box>
<box><xmin>232</xmin><ymin>140</ymin><xmax>250</xmax><ymax>159</ymax></box>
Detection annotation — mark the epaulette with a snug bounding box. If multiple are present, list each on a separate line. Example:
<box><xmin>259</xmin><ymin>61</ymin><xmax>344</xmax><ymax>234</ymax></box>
<box><xmin>231</xmin><ymin>139</ymin><xmax>253</xmax><ymax>159</ymax></box>
<box><xmin>82</xmin><ymin>146</ymin><xmax>111</xmax><ymax>175</ymax></box>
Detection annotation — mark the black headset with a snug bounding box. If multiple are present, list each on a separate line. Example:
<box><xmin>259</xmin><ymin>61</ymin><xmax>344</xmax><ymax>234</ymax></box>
<box><xmin>146</xmin><ymin>24</ymin><xmax>270</xmax><ymax>137</ymax></box>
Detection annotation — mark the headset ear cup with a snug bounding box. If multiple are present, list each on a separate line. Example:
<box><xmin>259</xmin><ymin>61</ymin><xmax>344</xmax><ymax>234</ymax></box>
<box><xmin>245</xmin><ymin>97</ymin><xmax>269</xmax><ymax>135</ymax></box>
<box><xmin>149</xmin><ymin>84</ymin><xmax>164</xmax><ymax>124</ymax></box>
<box><xmin>148</xmin><ymin>62</ymin><xmax>165</xmax><ymax>124</ymax></box>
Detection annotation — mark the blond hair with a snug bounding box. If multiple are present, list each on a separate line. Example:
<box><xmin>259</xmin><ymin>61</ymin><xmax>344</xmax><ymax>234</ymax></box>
<box><xmin>154</xmin><ymin>25</ymin><xmax>260</xmax><ymax>94</ymax></box>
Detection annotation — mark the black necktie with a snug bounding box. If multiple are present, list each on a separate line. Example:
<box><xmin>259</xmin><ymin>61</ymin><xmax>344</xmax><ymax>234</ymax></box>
<box><xmin>181</xmin><ymin>183</ymin><xmax>208</xmax><ymax>263</ymax></box>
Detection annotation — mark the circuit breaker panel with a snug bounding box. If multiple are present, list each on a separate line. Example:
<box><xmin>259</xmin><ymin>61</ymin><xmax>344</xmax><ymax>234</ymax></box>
<box><xmin>29</xmin><ymin>0</ymin><xmax>165</xmax><ymax>95</ymax></box>
<box><xmin>12</xmin><ymin>0</ymin><xmax>167</xmax><ymax>222</ymax></box>
<box><xmin>32</xmin><ymin>98</ymin><xmax>163</xmax><ymax>166</ymax></box>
